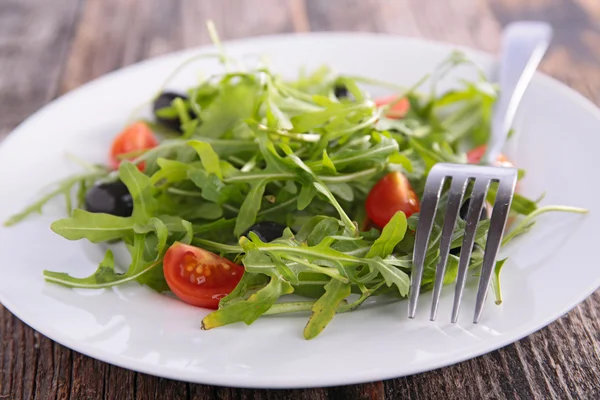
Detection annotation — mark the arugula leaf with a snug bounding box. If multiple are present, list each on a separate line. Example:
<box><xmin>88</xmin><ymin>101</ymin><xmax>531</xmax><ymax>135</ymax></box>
<box><xmin>44</xmin><ymin>249</ymin><xmax>117</xmax><ymax>288</ymax></box>
<box><xmin>4</xmin><ymin>170</ymin><xmax>107</xmax><ymax>227</ymax></box>
<box><xmin>151</xmin><ymin>158</ymin><xmax>193</xmax><ymax>186</ymax></box>
<box><xmin>234</xmin><ymin>180</ymin><xmax>267</xmax><ymax>236</ymax></box>
<box><xmin>366</xmin><ymin>257</ymin><xmax>410</xmax><ymax>296</ymax></box>
<box><xmin>366</xmin><ymin>212</ymin><xmax>407</xmax><ymax>258</ymax></box>
<box><xmin>201</xmin><ymin>274</ymin><xmax>294</xmax><ymax>329</ymax></box>
<box><xmin>304</xmin><ymin>279</ymin><xmax>351</xmax><ymax>339</ymax></box>
<box><xmin>188</xmin><ymin>140</ymin><xmax>223</xmax><ymax>179</ymax></box>
<box><xmin>306</xmin><ymin>217</ymin><xmax>341</xmax><ymax>246</ymax></box>
<box><xmin>266</xmin><ymin>98</ymin><xmax>294</xmax><ymax>130</ymax></box>
<box><xmin>218</xmin><ymin>272</ymin><xmax>270</xmax><ymax>308</ymax></box>
<box><xmin>298</xmin><ymin>183</ymin><xmax>317</xmax><ymax>210</ymax></box>
<box><xmin>195</xmin><ymin>77</ymin><xmax>260</xmax><ymax>138</ymax></box>
<box><xmin>321</xmin><ymin>150</ymin><xmax>337</xmax><ymax>173</ymax></box>
<box><xmin>136</xmin><ymin>263</ymin><xmax>169</xmax><ymax>292</ymax></box>
<box><xmin>134</xmin><ymin>217</ymin><xmax>168</xmax><ymax>260</ymax></box>
<box><xmin>328</xmin><ymin>183</ymin><xmax>354</xmax><ymax>202</ymax></box>
<box><xmin>51</xmin><ymin>209</ymin><xmax>134</xmax><ymax>243</ymax></box>
<box><xmin>119</xmin><ymin>162</ymin><xmax>157</xmax><ymax>223</ymax></box>
<box><xmin>492</xmin><ymin>258</ymin><xmax>508</xmax><ymax>305</ymax></box>
<box><xmin>44</xmin><ymin>233</ymin><xmax>161</xmax><ymax>289</ymax></box>
<box><xmin>314</xmin><ymin>182</ymin><xmax>355</xmax><ymax>234</ymax></box>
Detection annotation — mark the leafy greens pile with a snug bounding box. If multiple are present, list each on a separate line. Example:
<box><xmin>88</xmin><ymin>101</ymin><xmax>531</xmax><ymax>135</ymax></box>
<box><xmin>5</xmin><ymin>26</ymin><xmax>586</xmax><ymax>339</ymax></box>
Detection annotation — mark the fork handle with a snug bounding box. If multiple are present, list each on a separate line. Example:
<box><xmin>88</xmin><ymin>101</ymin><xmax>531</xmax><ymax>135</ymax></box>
<box><xmin>482</xmin><ymin>22</ymin><xmax>553</xmax><ymax>165</ymax></box>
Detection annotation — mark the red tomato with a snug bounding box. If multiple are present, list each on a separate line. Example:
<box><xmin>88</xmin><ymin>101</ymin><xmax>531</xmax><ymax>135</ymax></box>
<box><xmin>163</xmin><ymin>243</ymin><xmax>245</xmax><ymax>309</ymax></box>
<box><xmin>466</xmin><ymin>144</ymin><xmax>514</xmax><ymax>168</ymax></box>
<box><xmin>366</xmin><ymin>171</ymin><xmax>420</xmax><ymax>228</ymax></box>
<box><xmin>109</xmin><ymin>122</ymin><xmax>159</xmax><ymax>171</ymax></box>
<box><xmin>375</xmin><ymin>95</ymin><xmax>410</xmax><ymax>119</ymax></box>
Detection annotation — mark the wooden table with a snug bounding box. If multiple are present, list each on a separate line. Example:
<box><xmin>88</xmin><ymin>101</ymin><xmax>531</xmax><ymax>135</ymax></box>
<box><xmin>2</xmin><ymin>0</ymin><xmax>600</xmax><ymax>398</ymax></box>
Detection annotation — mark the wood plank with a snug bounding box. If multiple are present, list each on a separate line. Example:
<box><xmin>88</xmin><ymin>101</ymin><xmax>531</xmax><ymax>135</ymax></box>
<box><xmin>0</xmin><ymin>0</ymin><xmax>82</xmax><ymax>396</ymax></box>
<box><xmin>1</xmin><ymin>0</ymin><xmax>600</xmax><ymax>399</ymax></box>
<box><xmin>0</xmin><ymin>0</ymin><xmax>82</xmax><ymax>138</ymax></box>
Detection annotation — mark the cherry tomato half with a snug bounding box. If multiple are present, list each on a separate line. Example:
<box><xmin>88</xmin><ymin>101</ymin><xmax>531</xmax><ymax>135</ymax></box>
<box><xmin>163</xmin><ymin>243</ymin><xmax>245</xmax><ymax>309</ymax></box>
<box><xmin>366</xmin><ymin>171</ymin><xmax>420</xmax><ymax>228</ymax></box>
<box><xmin>109</xmin><ymin>122</ymin><xmax>159</xmax><ymax>171</ymax></box>
<box><xmin>466</xmin><ymin>144</ymin><xmax>514</xmax><ymax>168</ymax></box>
<box><xmin>375</xmin><ymin>95</ymin><xmax>410</xmax><ymax>119</ymax></box>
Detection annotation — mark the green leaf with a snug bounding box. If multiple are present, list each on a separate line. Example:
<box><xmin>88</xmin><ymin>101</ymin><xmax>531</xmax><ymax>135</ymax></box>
<box><xmin>234</xmin><ymin>180</ymin><xmax>267</xmax><ymax>236</ymax></box>
<box><xmin>51</xmin><ymin>209</ymin><xmax>134</xmax><ymax>243</ymax></box>
<box><xmin>366</xmin><ymin>212</ymin><xmax>407</xmax><ymax>258</ymax></box>
<box><xmin>219</xmin><ymin>272</ymin><xmax>270</xmax><ymax>308</ymax></box>
<box><xmin>313</xmin><ymin>182</ymin><xmax>355</xmax><ymax>234</ymax></box>
<box><xmin>389</xmin><ymin>152</ymin><xmax>413</xmax><ymax>173</ymax></box>
<box><xmin>321</xmin><ymin>150</ymin><xmax>337</xmax><ymax>173</ymax></box>
<box><xmin>172</xmin><ymin>97</ymin><xmax>192</xmax><ymax>125</ymax></box>
<box><xmin>119</xmin><ymin>162</ymin><xmax>157</xmax><ymax>223</ymax></box>
<box><xmin>367</xmin><ymin>257</ymin><xmax>410</xmax><ymax>296</ymax></box>
<box><xmin>180</xmin><ymin>219</ymin><xmax>194</xmax><ymax>244</ymax></box>
<box><xmin>151</xmin><ymin>158</ymin><xmax>192</xmax><ymax>185</ymax></box>
<box><xmin>240</xmin><ymin>248</ymin><xmax>304</xmax><ymax>286</ymax></box>
<box><xmin>291</xmin><ymin>109</ymin><xmax>336</xmax><ymax>132</ymax></box>
<box><xmin>421</xmin><ymin>254</ymin><xmax>460</xmax><ymax>287</ymax></box>
<box><xmin>188</xmin><ymin>168</ymin><xmax>222</xmax><ymax>203</ymax></box>
<box><xmin>307</xmin><ymin>135</ymin><xmax>398</xmax><ymax>172</ymax></box>
<box><xmin>486</xmin><ymin>185</ymin><xmax>537</xmax><ymax>215</ymax></box>
<box><xmin>188</xmin><ymin>140</ymin><xmax>223</xmax><ymax>179</ymax></box>
<box><xmin>328</xmin><ymin>183</ymin><xmax>354</xmax><ymax>202</ymax></box>
<box><xmin>195</xmin><ymin>77</ymin><xmax>259</xmax><ymax>138</ymax></box>
<box><xmin>4</xmin><ymin>170</ymin><xmax>107</xmax><ymax>227</ymax></box>
<box><xmin>201</xmin><ymin>275</ymin><xmax>294</xmax><ymax>329</ymax></box>
<box><xmin>492</xmin><ymin>258</ymin><xmax>508</xmax><ymax>305</ymax></box>
<box><xmin>297</xmin><ymin>183</ymin><xmax>317</xmax><ymax>210</ymax></box>
<box><xmin>266</xmin><ymin>98</ymin><xmax>293</xmax><ymax>130</ymax></box>
<box><xmin>240</xmin><ymin>249</ymin><xmax>277</xmax><ymax>275</ymax></box>
<box><xmin>306</xmin><ymin>217</ymin><xmax>340</xmax><ymax>246</ymax></box>
<box><xmin>44</xmin><ymin>249</ymin><xmax>117</xmax><ymax>287</ymax></box>
<box><xmin>303</xmin><ymin>279</ymin><xmax>351</xmax><ymax>339</ymax></box>
<box><xmin>44</xmin><ymin>233</ymin><xmax>160</xmax><ymax>289</ymax></box>
<box><xmin>295</xmin><ymin>216</ymin><xmax>329</xmax><ymax>243</ymax></box>
<box><xmin>185</xmin><ymin>202</ymin><xmax>223</xmax><ymax>221</ymax></box>
<box><xmin>136</xmin><ymin>263</ymin><xmax>169</xmax><ymax>292</ymax></box>
<box><xmin>510</xmin><ymin>194</ymin><xmax>538</xmax><ymax>215</ymax></box>
<box><xmin>134</xmin><ymin>217</ymin><xmax>168</xmax><ymax>260</ymax></box>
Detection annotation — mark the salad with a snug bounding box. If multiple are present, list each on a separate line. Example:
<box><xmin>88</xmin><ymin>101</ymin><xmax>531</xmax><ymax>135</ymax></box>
<box><xmin>5</xmin><ymin>24</ymin><xmax>586</xmax><ymax>339</ymax></box>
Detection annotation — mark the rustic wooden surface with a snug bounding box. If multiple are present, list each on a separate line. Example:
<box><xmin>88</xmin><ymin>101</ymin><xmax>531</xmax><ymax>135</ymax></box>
<box><xmin>1</xmin><ymin>0</ymin><xmax>600</xmax><ymax>398</ymax></box>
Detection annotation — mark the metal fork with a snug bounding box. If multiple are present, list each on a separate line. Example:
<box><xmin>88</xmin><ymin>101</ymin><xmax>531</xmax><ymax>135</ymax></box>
<box><xmin>408</xmin><ymin>22</ymin><xmax>553</xmax><ymax>323</ymax></box>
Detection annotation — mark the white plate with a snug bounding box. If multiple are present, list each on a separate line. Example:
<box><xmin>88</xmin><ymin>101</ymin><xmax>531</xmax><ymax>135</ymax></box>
<box><xmin>0</xmin><ymin>33</ymin><xmax>597</xmax><ymax>388</ymax></box>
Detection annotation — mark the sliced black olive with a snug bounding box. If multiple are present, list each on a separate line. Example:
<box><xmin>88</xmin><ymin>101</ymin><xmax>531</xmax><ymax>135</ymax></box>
<box><xmin>450</xmin><ymin>199</ymin><xmax>491</xmax><ymax>255</ymax></box>
<box><xmin>242</xmin><ymin>221</ymin><xmax>287</xmax><ymax>242</ymax></box>
<box><xmin>450</xmin><ymin>244</ymin><xmax>482</xmax><ymax>256</ymax></box>
<box><xmin>152</xmin><ymin>91</ymin><xmax>195</xmax><ymax>133</ymax></box>
<box><xmin>85</xmin><ymin>181</ymin><xmax>133</xmax><ymax>217</ymax></box>
<box><xmin>334</xmin><ymin>84</ymin><xmax>349</xmax><ymax>99</ymax></box>
<box><xmin>459</xmin><ymin>198</ymin><xmax>490</xmax><ymax>222</ymax></box>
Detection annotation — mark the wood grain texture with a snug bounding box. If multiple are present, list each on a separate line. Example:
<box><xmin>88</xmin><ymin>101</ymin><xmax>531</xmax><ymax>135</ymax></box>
<box><xmin>1</xmin><ymin>0</ymin><xmax>600</xmax><ymax>399</ymax></box>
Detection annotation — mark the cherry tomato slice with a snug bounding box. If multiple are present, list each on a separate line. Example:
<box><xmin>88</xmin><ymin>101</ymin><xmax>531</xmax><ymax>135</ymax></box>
<box><xmin>466</xmin><ymin>144</ymin><xmax>514</xmax><ymax>168</ymax></box>
<box><xmin>109</xmin><ymin>122</ymin><xmax>159</xmax><ymax>171</ymax></box>
<box><xmin>366</xmin><ymin>171</ymin><xmax>420</xmax><ymax>228</ymax></box>
<box><xmin>163</xmin><ymin>243</ymin><xmax>244</xmax><ymax>309</ymax></box>
<box><xmin>375</xmin><ymin>95</ymin><xmax>410</xmax><ymax>119</ymax></box>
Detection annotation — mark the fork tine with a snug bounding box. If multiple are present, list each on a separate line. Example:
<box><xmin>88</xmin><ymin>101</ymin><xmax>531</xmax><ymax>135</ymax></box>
<box><xmin>473</xmin><ymin>176</ymin><xmax>517</xmax><ymax>323</ymax></box>
<box><xmin>408</xmin><ymin>166</ymin><xmax>446</xmax><ymax>318</ymax></box>
<box><xmin>450</xmin><ymin>178</ymin><xmax>491</xmax><ymax>323</ymax></box>
<box><xmin>430</xmin><ymin>176</ymin><xmax>468</xmax><ymax>321</ymax></box>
